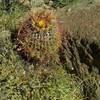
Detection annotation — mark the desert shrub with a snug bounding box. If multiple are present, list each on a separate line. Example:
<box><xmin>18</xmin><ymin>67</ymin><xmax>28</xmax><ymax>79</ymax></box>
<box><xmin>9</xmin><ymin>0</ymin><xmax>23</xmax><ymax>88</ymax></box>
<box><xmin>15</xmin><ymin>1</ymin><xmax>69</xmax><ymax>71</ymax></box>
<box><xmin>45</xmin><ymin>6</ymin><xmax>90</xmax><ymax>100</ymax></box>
<box><xmin>0</xmin><ymin>32</ymin><xmax>82</xmax><ymax>100</ymax></box>
<box><xmin>0</xmin><ymin>52</ymin><xmax>83</xmax><ymax>100</ymax></box>
<box><xmin>0</xmin><ymin>0</ymin><xmax>30</xmax><ymax>14</ymax></box>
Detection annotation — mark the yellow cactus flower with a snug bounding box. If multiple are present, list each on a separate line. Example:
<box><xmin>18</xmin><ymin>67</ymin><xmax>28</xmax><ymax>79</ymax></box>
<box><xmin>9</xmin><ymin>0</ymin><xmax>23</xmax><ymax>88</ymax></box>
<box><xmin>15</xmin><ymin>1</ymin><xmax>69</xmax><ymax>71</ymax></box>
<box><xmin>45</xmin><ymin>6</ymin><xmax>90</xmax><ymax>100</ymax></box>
<box><xmin>38</xmin><ymin>20</ymin><xmax>46</xmax><ymax>28</ymax></box>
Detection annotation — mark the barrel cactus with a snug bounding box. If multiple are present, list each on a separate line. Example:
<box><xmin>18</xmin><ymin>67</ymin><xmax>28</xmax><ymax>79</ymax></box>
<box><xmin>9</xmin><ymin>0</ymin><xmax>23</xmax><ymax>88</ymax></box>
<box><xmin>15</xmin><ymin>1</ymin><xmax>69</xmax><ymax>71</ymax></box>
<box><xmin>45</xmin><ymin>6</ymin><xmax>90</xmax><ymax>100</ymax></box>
<box><xmin>16</xmin><ymin>9</ymin><xmax>62</xmax><ymax>65</ymax></box>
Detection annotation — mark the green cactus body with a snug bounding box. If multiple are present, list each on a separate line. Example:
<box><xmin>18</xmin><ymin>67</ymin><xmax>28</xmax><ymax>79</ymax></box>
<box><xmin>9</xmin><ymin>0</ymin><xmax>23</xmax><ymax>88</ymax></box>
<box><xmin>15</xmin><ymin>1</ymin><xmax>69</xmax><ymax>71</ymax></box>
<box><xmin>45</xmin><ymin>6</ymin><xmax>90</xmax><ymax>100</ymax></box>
<box><xmin>17</xmin><ymin>9</ymin><xmax>62</xmax><ymax>65</ymax></box>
